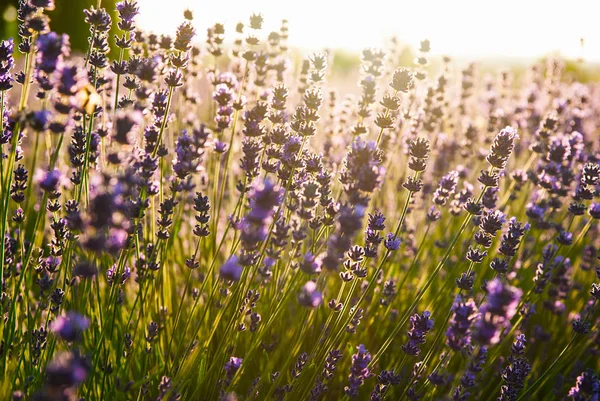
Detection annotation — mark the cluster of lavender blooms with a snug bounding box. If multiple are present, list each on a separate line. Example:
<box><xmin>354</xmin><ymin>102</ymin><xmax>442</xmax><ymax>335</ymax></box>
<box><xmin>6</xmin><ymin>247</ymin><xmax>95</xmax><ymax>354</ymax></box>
<box><xmin>0</xmin><ymin>1</ymin><xmax>599</xmax><ymax>400</ymax></box>
<box><xmin>474</xmin><ymin>279</ymin><xmax>522</xmax><ymax>346</ymax></box>
<box><xmin>344</xmin><ymin>344</ymin><xmax>373</xmax><ymax>398</ymax></box>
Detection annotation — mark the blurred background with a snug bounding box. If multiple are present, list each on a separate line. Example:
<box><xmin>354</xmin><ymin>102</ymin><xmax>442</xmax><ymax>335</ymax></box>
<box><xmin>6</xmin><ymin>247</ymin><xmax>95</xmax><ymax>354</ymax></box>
<box><xmin>134</xmin><ymin>0</ymin><xmax>595</xmax><ymax>60</ymax></box>
<box><xmin>1</xmin><ymin>0</ymin><xmax>599</xmax><ymax>80</ymax></box>
<box><xmin>1</xmin><ymin>0</ymin><xmax>117</xmax><ymax>54</ymax></box>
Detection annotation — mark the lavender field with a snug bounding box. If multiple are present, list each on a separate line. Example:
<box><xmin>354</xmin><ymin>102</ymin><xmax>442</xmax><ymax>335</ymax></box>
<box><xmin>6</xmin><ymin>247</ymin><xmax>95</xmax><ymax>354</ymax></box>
<box><xmin>0</xmin><ymin>1</ymin><xmax>599</xmax><ymax>400</ymax></box>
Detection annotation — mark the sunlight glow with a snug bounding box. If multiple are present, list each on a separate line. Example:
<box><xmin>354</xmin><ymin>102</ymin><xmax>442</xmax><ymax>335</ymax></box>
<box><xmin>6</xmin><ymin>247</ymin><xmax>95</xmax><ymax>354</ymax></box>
<box><xmin>137</xmin><ymin>0</ymin><xmax>599</xmax><ymax>60</ymax></box>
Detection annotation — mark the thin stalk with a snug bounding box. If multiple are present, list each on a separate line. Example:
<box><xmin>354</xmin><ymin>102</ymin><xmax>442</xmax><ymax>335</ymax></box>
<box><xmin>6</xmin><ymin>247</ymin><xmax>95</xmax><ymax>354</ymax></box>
<box><xmin>516</xmin><ymin>334</ymin><xmax>577</xmax><ymax>401</ymax></box>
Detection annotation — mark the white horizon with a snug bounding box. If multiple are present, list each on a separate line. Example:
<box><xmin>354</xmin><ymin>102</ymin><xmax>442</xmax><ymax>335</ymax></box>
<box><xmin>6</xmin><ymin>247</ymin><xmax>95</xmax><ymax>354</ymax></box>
<box><xmin>137</xmin><ymin>0</ymin><xmax>599</xmax><ymax>62</ymax></box>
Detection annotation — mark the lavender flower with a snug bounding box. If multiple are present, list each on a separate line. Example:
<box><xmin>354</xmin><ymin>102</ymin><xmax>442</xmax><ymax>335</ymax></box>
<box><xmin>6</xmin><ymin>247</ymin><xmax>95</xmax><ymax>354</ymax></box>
<box><xmin>0</xmin><ymin>5</ymin><xmax>598</xmax><ymax>400</ymax></box>
<box><xmin>591</xmin><ymin>283</ymin><xmax>600</xmax><ymax>300</ymax></box>
<box><xmin>173</xmin><ymin>129</ymin><xmax>204</xmax><ymax>179</ymax></box>
<box><xmin>486</xmin><ymin>126</ymin><xmax>519</xmax><ymax>170</ymax></box>
<box><xmin>581</xmin><ymin>163</ymin><xmax>600</xmax><ymax>186</ymax></box>
<box><xmin>322</xmin><ymin>203</ymin><xmax>365</xmax><ymax>270</ymax></box>
<box><xmin>220</xmin><ymin>256</ymin><xmax>243</xmax><ymax>281</ymax></box>
<box><xmin>446</xmin><ymin>295</ymin><xmax>479</xmax><ymax>351</ymax></box>
<box><xmin>390</xmin><ymin>67</ymin><xmax>414</xmax><ymax>93</ymax></box>
<box><xmin>84</xmin><ymin>6</ymin><xmax>112</xmax><ymax>32</ymax></box>
<box><xmin>498</xmin><ymin>218</ymin><xmax>530</xmax><ymax>257</ymax></box>
<box><xmin>298</xmin><ymin>252</ymin><xmax>322</xmax><ymax>275</ymax></box>
<box><xmin>192</xmin><ymin>192</ymin><xmax>211</xmax><ymax>238</ymax></box>
<box><xmin>340</xmin><ymin>137</ymin><xmax>385</xmax><ymax>195</ymax></box>
<box><xmin>222</xmin><ymin>357</ymin><xmax>243</xmax><ymax>389</ymax></box>
<box><xmin>384</xmin><ymin>233</ymin><xmax>401</xmax><ymax>251</ymax></box>
<box><xmin>345</xmin><ymin>344</ymin><xmax>373</xmax><ymax>398</ymax></box>
<box><xmin>38</xmin><ymin>169</ymin><xmax>62</xmax><ymax>192</ymax></box>
<box><xmin>44</xmin><ymin>351</ymin><xmax>90</xmax><ymax>388</ymax></box>
<box><xmin>474</xmin><ymin>279</ymin><xmax>522</xmax><ymax>345</ymax></box>
<box><xmin>291</xmin><ymin>352</ymin><xmax>308</xmax><ymax>379</ymax></box>
<box><xmin>407</xmin><ymin>137</ymin><xmax>430</xmax><ymax>174</ymax></box>
<box><xmin>107</xmin><ymin>264</ymin><xmax>131</xmax><ymax>285</ymax></box>
<box><xmin>568</xmin><ymin>369</ymin><xmax>600</xmax><ymax>401</ymax></box>
<box><xmin>434</xmin><ymin>170</ymin><xmax>459</xmax><ymax>206</ymax></box>
<box><xmin>50</xmin><ymin>312</ymin><xmax>90</xmax><ymax>342</ymax></box>
<box><xmin>479</xmin><ymin>209</ymin><xmax>506</xmax><ymax>237</ymax></box>
<box><xmin>113</xmin><ymin>109</ymin><xmax>142</xmax><ymax>145</ymax></box>
<box><xmin>452</xmin><ymin>347</ymin><xmax>487</xmax><ymax>401</ymax></box>
<box><xmin>0</xmin><ymin>38</ymin><xmax>15</xmax><ymax>90</ymax></box>
<box><xmin>364</xmin><ymin>211</ymin><xmax>385</xmax><ymax>257</ymax></box>
<box><xmin>498</xmin><ymin>335</ymin><xmax>531</xmax><ymax>401</ymax></box>
<box><xmin>298</xmin><ymin>281</ymin><xmax>323</xmax><ymax>308</ymax></box>
<box><xmin>309</xmin><ymin>350</ymin><xmax>343</xmax><ymax>401</ymax></box>
<box><xmin>116</xmin><ymin>0</ymin><xmax>139</xmax><ymax>31</ymax></box>
<box><xmin>402</xmin><ymin>311</ymin><xmax>434</xmax><ymax>356</ymax></box>
<box><xmin>589</xmin><ymin>203</ymin><xmax>600</xmax><ymax>219</ymax></box>
<box><xmin>239</xmin><ymin>178</ymin><xmax>281</xmax><ymax>266</ymax></box>
<box><xmin>36</xmin><ymin>32</ymin><xmax>70</xmax><ymax>75</ymax></box>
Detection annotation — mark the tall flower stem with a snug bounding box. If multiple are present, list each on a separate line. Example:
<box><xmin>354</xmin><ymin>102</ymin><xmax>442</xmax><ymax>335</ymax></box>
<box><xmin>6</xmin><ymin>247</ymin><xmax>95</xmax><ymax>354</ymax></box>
<box><xmin>0</xmin><ymin>36</ymin><xmax>37</xmax><ymax>372</ymax></box>
<box><xmin>214</xmin><ymin>61</ymin><xmax>250</xmax><ymax>226</ymax></box>
<box><xmin>371</xmin><ymin>181</ymin><xmax>488</xmax><ymax>367</ymax></box>
<box><xmin>516</xmin><ymin>334</ymin><xmax>577</xmax><ymax>401</ymax></box>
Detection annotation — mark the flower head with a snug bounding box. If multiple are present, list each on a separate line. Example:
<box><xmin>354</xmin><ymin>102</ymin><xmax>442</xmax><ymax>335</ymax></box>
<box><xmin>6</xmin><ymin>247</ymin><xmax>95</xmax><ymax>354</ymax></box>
<box><xmin>446</xmin><ymin>296</ymin><xmax>479</xmax><ymax>351</ymax></box>
<box><xmin>116</xmin><ymin>0</ymin><xmax>139</xmax><ymax>30</ymax></box>
<box><xmin>402</xmin><ymin>311</ymin><xmax>434</xmax><ymax>356</ymax></box>
<box><xmin>384</xmin><ymin>233</ymin><xmax>401</xmax><ymax>251</ymax></box>
<box><xmin>390</xmin><ymin>67</ymin><xmax>414</xmax><ymax>92</ymax></box>
<box><xmin>345</xmin><ymin>344</ymin><xmax>373</xmax><ymax>398</ymax></box>
<box><xmin>51</xmin><ymin>312</ymin><xmax>90</xmax><ymax>342</ymax></box>
<box><xmin>36</xmin><ymin>32</ymin><xmax>70</xmax><ymax>75</ymax></box>
<box><xmin>174</xmin><ymin>21</ymin><xmax>196</xmax><ymax>52</ymax></box>
<box><xmin>298</xmin><ymin>281</ymin><xmax>323</xmax><ymax>308</ymax></box>
<box><xmin>474</xmin><ymin>279</ymin><xmax>522</xmax><ymax>345</ymax></box>
<box><xmin>38</xmin><ymin>169</ymin><xmax>62</xmax><ymax>193</ymax></box>
<box><xmin>45</xmin><ymin>351</ymin><xmax>90</xmax><ymax>388</ymax></box>
<box><xmin>486</xmin><ymin>126</ymin><xmax>519</xmax><ymax>170</ymax></box>
<box><xmin>220</xmin><ymin>256</ymin><xmax>243</xmax><ymax>281</ymax></box>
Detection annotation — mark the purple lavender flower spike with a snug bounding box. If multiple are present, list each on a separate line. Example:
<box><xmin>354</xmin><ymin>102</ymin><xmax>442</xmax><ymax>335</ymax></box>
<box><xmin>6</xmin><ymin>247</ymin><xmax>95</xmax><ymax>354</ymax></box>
<box><xmin>36</xmin><ymin>32</ymin><xmax>70</xmax><ymax>75</ymax></box>
<box><xmin>474</xmin><ymin>278</ymin><xmax>522</xmax><ymax>346</ymax></box>
<box><xmin>298</xmin><ymin>281</ymin><xmax>323</xmax><ymax>308</ymax></box>
<box><xmin>434</xmin><ymin>170</ymin><xmax>459</xmax><ymax>206</ymax></box>
<box><xmin>38</xmin><ymin>169</ymin><xmax>62</xmax><ymax>193</ymax></box>
<box><xmin>51</xmin><ymin>312</ymin><xmax>90</xmax><ymax>342</ymax></box>
<box><xmin>402</xmin><ymin>311</ymin><xmax>434</xmax><ymax>356</ymax></box>
<box><xmin>45</xmin><ymin>351</ymin><xmax>90</xmax><ymax>388</ymax></box>
<box><xmin>0</xmin><ymin>38</ymin><xmax>15</xmax><ymax>91</ymax></box>
<box><xmin>298</xmin><ymin>252</ymin><xmax>322</xmax><ymax>275</ymax></box>
<box><xmin>345</xmin><ymin>344</ymin><xmax>373</xmax><ymax>398</ymax></box>
<box><xmin>220</xmin><ymin>256</ymin><xmax>243</xmax><ymax>281</ymax></box>
<box><xmin>384</xmin><ymin>233</ymin><xmax>401</xmax><ymax>251</ymax></box>
<box><xmin>222</xmin><ymin>356</ymin><xmax>243</xmax><ymax>388</ymax></box>
<box><xmin>446</xmin><ymin>295</ymin><xmax>479</xmax><ymax>351</ymax></box>
<box><xmin>568</xmin><ymin>369</ymin><xmax>600</xmax><ymax>401</ymax></box>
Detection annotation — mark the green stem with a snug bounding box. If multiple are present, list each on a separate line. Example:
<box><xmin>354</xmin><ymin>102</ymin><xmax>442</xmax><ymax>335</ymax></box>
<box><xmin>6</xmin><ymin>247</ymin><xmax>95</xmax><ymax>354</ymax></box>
<box><xmin>516</xmin><ymin>334</ymin><xmax>577</xmax><ymax>401</ymax></box>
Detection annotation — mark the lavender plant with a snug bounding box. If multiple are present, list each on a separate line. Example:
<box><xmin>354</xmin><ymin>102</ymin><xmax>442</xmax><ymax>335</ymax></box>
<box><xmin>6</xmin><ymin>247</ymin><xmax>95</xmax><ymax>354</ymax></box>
<box><xmin>0</xmin><ymin>2</ymin><xmax>598</xmax><ymax>400</ymax></box>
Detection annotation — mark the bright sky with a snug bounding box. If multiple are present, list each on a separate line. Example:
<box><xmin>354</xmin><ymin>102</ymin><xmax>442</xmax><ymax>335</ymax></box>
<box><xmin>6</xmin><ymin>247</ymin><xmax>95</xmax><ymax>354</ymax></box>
<box><xmin>137</xmin><ymin>0</ymin><xmax>600</xmax><ymax>60</ymax></box>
